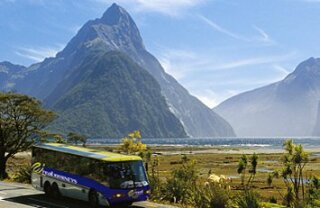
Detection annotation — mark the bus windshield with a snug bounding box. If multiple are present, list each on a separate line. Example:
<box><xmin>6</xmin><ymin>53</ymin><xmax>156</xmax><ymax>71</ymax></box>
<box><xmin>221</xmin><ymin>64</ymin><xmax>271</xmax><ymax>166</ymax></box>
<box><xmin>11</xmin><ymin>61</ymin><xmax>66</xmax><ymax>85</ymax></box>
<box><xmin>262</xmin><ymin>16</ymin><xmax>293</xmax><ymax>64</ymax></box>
<box><xmin>103</xmin><ymin>161</ymin><xmax>148</xmax><ymax>189</ymax></box>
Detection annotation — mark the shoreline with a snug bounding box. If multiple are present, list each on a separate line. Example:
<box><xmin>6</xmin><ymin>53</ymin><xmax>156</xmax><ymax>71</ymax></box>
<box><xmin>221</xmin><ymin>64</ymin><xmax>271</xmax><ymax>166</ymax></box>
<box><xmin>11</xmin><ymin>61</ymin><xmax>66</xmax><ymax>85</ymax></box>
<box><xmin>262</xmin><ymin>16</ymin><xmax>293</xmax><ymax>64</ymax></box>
<box><xmin>14</xmin><ymin>143</ymin><xmax>320</xmax><ymax>157</ymax></box>
<box><xmin>89</xmin><ymin>144</ymin><xmax>320</xmax><ymax>155</ymax></box>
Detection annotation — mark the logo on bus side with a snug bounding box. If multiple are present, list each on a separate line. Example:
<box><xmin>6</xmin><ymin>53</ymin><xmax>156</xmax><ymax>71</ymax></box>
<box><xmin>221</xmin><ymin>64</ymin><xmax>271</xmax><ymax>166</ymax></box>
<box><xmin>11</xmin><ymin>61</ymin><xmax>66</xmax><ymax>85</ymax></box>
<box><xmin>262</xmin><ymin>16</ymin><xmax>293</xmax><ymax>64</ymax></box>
<box><xmin>128</xmin><ymin>190</ymin><xmax>143</xmax><ymax>199</ymax></box>
<box><xmin>31</xmin><ymin>162</ymin><xmax>78</xmax><ymax>184</ymax></box>
<box><xmin>32</xmin><ymin>162</ymin><xmax>44</xmax><ymax>174</ymax></box>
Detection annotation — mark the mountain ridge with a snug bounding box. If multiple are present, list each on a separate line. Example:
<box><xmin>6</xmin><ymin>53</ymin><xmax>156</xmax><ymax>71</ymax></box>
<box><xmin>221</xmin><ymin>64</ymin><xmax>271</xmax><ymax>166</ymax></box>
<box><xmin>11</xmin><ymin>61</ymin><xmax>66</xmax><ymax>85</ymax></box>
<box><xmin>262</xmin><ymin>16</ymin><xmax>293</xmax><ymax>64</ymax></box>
<box><xmin>215</xmin><ymin>57</ymin><xmax>320</xmax><ymax>137</ymax></box>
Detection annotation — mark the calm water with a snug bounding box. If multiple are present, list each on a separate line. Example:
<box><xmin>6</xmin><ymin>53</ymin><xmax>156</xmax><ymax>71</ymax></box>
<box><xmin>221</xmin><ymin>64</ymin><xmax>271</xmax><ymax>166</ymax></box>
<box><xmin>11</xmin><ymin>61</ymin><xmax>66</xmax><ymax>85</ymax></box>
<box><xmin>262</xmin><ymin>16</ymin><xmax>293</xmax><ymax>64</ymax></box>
<box><xmin>88</xmin><ymin>137</ymin><xmax>320</xmax><ymax>149</ymax></box>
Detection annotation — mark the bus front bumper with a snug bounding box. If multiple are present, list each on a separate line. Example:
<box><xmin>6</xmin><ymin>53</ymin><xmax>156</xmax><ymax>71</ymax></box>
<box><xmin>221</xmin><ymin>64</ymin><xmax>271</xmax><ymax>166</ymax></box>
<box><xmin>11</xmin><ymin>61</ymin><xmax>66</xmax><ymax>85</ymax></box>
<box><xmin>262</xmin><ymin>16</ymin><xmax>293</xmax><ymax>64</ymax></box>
<box><xmin>107</xmin><ymin>187</ymin><xmax>150</xmax><ymax>205</ymax></box>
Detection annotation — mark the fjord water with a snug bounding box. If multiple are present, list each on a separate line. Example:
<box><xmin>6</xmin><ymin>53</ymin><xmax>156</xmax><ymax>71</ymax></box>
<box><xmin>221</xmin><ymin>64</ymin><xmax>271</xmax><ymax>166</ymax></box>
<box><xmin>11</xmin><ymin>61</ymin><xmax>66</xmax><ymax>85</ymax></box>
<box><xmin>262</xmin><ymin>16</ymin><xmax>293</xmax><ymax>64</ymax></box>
<box><xmin>88</xmin><ymin>137</ymin><xmax>320</xmax><ymax>149</ymax></box>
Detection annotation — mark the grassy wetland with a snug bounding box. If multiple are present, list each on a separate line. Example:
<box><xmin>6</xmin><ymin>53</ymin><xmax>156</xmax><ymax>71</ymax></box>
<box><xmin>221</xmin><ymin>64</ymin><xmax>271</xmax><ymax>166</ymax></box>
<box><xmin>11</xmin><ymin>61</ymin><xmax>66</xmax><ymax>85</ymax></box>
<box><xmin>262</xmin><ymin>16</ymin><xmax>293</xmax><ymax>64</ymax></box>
<box><xmin>6</xmin><ymin>142</ymin><xmax>320</xmax><ymax>207</ymax></box>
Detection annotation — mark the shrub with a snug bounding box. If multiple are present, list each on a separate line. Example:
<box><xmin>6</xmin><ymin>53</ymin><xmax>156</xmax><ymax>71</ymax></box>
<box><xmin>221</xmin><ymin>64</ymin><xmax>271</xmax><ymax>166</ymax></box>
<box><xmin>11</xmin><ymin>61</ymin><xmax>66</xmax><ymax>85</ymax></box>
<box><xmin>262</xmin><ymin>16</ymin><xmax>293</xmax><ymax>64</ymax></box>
<box><xmin>163</xmin><ymin>157</ymin><xmax>197</xmax><ymax>204</ymax></box>
<box><xmin>237</xmin><ymin>190</ymin><xmax>261</xmax><ymax>208</ymax></box>
<box><xmin>269</xmin><ymin>196</ymin><xmax>277</xmax><ymax>204</ymax></box>
<box><xmin>189</xmin><ymin>183</ymin><xmax>231</xmax><ymax>208</ymax></box>
<box><xmin>13</xmin><ymin>165</ymin><xmax>32</xmax><ymax>184</ymax></box>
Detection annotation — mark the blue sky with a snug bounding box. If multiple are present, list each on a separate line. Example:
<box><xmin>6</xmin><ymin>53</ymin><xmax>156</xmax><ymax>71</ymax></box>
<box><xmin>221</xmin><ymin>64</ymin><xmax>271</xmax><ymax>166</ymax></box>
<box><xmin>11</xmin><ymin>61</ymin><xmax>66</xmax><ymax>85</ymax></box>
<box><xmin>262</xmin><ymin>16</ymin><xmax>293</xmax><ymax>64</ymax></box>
<box><xmin>1</xmin><ymin>0</ymin><xmax>320</xmax><ymax>107</ymax></box>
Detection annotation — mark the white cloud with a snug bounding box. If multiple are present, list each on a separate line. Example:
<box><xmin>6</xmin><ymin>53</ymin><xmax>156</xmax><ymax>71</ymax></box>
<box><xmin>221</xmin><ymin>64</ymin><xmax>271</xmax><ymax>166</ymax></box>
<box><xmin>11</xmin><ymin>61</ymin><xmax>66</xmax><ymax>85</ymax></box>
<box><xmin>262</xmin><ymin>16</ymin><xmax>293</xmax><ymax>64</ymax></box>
<box><xmin>158</xmin><ymin>49</ymin><xmax>200</xmax><ymax>79</ymax></box>
<box><xmin>198</xmin><ymin>15</ymin><xmax>248</xmax><ymax>41</ymax></box>
<box><xmin>2</xmin><ymin>0</ymin><xmax>65</xmax><ymax>7</ymax></box>
<box><xmin>194</xmin><ymin>89</ymin><xmax>220</xmax><ymax>108</ymax></box>
<box><xmin>199</xmin><ymin>15</ymin><xmax>275</xmax><ymax>45</ymax></box>
<box><xmin>157</xmin><ymin>46</ymin><xmax>298</xmax><ymax>107</ymax></box>
<box><xmin>208</xmin><ymin>52</ymin><xmax>297</xmax><ymax>71</ymax></box>
<box><xmin>253</xmin><ymin>25</ymin><xmax>275</xmax><ymax>44</ymax></box>
<box><xmin>15</xmin><ymin>45</ymin><xmax>64</xmax><ymax>62</ymax></box>
<box><xmin>93</xmin><ymin>0</ymin><xmax>207</xmax><ymax>16</ymax></box>
<box><xmin>273</xmin><ymin>64</ymin><xmax>291</xmax><ymax>76</ymax></box>
<box><xmin>158</xmin><ymin>47</ymin><xmax>297</xmax><ymax>79</ymax></box>
<box><xmin>3</xmin><ymin>0</ymin><xmax>44</xmax><ymax>4</ymax></box>
<box><xmin>190</xmin><ymin>88</ymin><xmax>244</xmax><ymax>108</ymax></box>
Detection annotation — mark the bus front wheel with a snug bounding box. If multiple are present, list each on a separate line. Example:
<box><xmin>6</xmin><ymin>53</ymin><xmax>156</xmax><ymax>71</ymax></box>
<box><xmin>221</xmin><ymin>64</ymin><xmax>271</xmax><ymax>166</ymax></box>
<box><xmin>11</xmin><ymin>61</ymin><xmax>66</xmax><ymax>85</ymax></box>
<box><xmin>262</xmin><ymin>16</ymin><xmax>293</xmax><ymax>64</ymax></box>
<box><xmin>43</xmin><ymin>181</ymin><xmax>51</xmax><ymax>197</ymax></box>
<box><xmin>88</xmin><ymin>189</ymin><xmax>99</xmax><ymax>207</ymax></box>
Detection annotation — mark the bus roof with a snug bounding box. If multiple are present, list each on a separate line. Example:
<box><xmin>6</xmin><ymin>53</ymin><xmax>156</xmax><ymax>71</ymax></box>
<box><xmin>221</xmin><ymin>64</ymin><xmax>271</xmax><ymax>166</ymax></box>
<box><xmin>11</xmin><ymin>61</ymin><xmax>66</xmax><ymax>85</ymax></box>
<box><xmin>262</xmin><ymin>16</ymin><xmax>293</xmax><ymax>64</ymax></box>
<box><xmin>33</xmin><ymin>143</ymin><xmax>142</xmax><ymax>162</ymax></box>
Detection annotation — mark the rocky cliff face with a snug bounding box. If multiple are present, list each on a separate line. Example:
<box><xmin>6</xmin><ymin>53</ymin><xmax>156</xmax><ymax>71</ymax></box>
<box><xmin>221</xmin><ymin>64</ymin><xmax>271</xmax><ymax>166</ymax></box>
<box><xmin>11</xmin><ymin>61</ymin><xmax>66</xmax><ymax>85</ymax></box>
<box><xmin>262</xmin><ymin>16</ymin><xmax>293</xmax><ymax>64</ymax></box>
<box><xmin>215</xmin><ymin>57</ymin><xmax>320</xmax><ymax>137</ymax></box>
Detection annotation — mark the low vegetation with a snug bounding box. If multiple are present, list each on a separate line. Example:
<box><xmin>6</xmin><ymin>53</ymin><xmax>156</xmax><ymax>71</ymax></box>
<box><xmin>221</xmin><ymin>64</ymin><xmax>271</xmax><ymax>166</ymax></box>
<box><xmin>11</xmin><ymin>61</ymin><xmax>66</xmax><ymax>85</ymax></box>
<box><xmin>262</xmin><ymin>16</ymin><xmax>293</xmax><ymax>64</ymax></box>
<box><xmin>118</xmin><ymin>133</ymin><xmax>320</xmax><ymax>208</ymax></box>
<box><xmin>3</xmin><ymin>128</ymin><xmax>320</xmax><ymax>207</ymax></box>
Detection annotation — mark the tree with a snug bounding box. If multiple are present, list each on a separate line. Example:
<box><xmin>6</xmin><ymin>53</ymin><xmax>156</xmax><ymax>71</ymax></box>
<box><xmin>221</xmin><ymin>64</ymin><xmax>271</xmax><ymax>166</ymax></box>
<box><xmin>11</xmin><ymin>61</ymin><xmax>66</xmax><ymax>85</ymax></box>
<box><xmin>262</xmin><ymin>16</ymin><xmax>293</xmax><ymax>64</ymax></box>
<box><xmin>247</xmin><ymin>153</ymin><xmax>258</xmax><ymax>188</ymax></box>
<box><xmin>53</xmin><ymin>134</ymin><xmax>66</xmax><ymax>144</ymax></box>
<box><xmin>119</xmin><ymin>130</ymin><xmax>146</xmax><ymax>154</ymax></box>
<box><xmin>67</xmin><ymin>132</ymin><xmax>87</xmax><ymax>146</ymax></box>
<box><xmin>0</xmin><ymin>92</ymin><xmax>55</xmax><ymax>179</ymax></box>
<box><xmin>237</xmin><ymin>154</ymin><xmax>248</xmax><ymax>186</ymax></box>
<box><xmin>237</xmin><ymin>153</ymin><xmax>259</xmax><ymax>190</ymax></box>
<box><xmin>281</xmin><ymin>139</ymin><xmax>309</xmax><ymax>205</ymax></box>
<box><xmin>267</xmin><ymin>139</ymin><xmax>310</xmax><ymax>206</ymax></box>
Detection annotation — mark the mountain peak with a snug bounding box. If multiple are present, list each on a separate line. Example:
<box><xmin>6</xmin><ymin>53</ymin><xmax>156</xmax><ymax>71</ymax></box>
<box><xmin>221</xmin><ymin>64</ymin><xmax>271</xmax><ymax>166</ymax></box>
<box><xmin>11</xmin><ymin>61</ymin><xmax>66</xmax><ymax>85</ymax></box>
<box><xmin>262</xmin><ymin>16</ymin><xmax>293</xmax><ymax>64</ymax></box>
<box><xmin>101</xmin><ymin>3</ymin><xmax>130</xmax><ymax>25</ymax></box>
<box><xmin>57</xmin><ymin>3</ymin><xmax>145</xmax><ymax>58</ymax></box>
<box><xmin>292</xmin><ymin>57</ymin><xmax>320</xmax><ymax>76</ymax></box>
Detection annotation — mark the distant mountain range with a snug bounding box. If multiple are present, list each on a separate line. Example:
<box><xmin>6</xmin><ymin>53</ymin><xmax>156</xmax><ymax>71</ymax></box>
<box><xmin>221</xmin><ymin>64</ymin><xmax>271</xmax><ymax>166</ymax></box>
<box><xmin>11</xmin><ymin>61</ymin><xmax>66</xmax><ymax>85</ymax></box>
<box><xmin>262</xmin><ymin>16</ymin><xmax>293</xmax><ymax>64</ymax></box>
<box><xmin>313</xmin><ymin>102</ymin><xmax>320</xmax><ymax>136</ymax></box>
<box><xmin>215</xmin><ymin>57</ymin><xmax>320</xmax><ymax>137</ymax></box>
<box><xmin>0</xmin><ymin>3</ymin><xmax>235</xmax><ymax>138</ymax></box>
<box><xmin>0</xmin><ymin>61</ymin><xmax>26</xmax><ymax>90</ymax></box>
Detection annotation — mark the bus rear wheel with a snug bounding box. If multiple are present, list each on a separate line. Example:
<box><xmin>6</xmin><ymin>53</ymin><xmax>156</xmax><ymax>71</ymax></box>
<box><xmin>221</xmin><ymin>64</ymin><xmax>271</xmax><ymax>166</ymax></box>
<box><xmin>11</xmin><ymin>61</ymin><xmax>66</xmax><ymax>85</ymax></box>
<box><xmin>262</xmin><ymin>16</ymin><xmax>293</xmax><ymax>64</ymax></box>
<box><xmin>43</xmin><ymin>181</ymin><xmax>51</xmax><ymax>197</ymax></box>
<box><xmin>51</xmin><ymin>183</ymin><xmax>61</xmax><ymax>199</ymax></box>
<box><xmin>88</xmin><ymin>190</ymin><xmax>99</xmax><ymax>207</ymax></box>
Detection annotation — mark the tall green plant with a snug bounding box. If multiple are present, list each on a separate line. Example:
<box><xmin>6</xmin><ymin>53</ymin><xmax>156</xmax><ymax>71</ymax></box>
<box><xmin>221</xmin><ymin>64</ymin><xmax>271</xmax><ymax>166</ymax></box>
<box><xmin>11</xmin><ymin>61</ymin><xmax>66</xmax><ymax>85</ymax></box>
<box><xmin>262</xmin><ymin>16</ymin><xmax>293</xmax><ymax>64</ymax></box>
<box><xmin>148</xmin><ymin>155</ymin><xmax>162</xmax><ymax>200</ymax></box>
<box><xmin>238</xmin><ymin>154</ymin><xmax>248</xmax><ymax>186</ymax></box>
<box><xmin>267</xmin><ymin>139</ymin><xmax>310</xmax><ymax>207</ymax></box>
<box><xmin>164</xmin><ymin>156</ymin><xmax>197</xmax><ymax>204</ymax></box>
<box><xmin>282</xmin><ymin>140</ymin><xmax>309</xmax><ymax>205</ymax></box>
<box><xmin>237</xmin><ymin>153</ymin><xmax>259</xmax><ymax>189</ymax></box>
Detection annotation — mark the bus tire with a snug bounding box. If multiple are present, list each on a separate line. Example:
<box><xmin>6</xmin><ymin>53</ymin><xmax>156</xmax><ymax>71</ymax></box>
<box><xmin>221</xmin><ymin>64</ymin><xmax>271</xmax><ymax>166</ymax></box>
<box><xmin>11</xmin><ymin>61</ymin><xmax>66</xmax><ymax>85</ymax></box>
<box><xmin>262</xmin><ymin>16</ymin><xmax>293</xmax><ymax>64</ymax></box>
<box><xmin>51</xmin><ymin>183</ymin><xmax>61</xmax><ymax>199</ymax></box>
<box><xmin>88</xmin><ymin>189</ymin><xmax>99</xmax><ymax>207</ymax></box>
<box><xmin>43</xmin><ymin>181</ymin><xmax>51</xmax><ymax>197</ymax></box>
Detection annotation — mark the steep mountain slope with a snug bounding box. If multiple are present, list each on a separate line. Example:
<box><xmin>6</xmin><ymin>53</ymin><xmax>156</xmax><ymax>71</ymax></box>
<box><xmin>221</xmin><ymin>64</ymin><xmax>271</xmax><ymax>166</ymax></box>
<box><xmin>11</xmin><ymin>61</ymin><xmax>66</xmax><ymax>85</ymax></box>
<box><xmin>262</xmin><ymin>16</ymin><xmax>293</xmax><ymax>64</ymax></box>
<box><xmin>49</xmin><ymin>51</ymin><xmax>186</xmax><ymax>138</ymax></box>
<box><xmin>0</xmin><ymin>3</ymin><xmax>235</xmax><ymax>137</ymax></box>
<box><xmin>313</xmin><ymin>102</ymin><xmax>320</xmax><ymax>136</ymax></box>
<box><xmin>0</xmin><ymin>61</ymin><xmax>26</xmax><ymax>90</ymax></box>
<box><xmin>46</xmin><ymin>3</ymin><xmax>235</xmax><ymax>137</ymax></box>
<box><xmin>215</xmin><ymin>57</ymin><xmax>320</xmax><ymax>137</ymax></box>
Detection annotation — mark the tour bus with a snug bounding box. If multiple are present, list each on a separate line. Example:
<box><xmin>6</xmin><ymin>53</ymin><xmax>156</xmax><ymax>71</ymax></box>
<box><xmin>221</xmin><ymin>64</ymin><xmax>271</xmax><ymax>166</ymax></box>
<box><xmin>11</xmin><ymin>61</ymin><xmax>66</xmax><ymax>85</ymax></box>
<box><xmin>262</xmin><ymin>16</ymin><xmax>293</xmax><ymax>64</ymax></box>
<box><xmin>31</xmin><ymin>143</ymin><xmax>150</xmax><ymax>207</ymax></box>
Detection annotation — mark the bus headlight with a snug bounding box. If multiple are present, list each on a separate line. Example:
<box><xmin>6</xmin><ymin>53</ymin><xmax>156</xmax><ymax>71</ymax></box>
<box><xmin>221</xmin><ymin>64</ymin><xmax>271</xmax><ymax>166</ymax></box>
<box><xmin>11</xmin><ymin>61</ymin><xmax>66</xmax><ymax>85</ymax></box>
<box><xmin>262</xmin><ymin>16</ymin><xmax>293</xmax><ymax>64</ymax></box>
<box><xmin>145</xmin><ymin>189</ymin><xmax>151</xmax><ymax>195</ymax></box>
<box><xmin>113</xmin><ymin>193</ymin><xmax>125</xmax><ymax>198</ymax></box>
